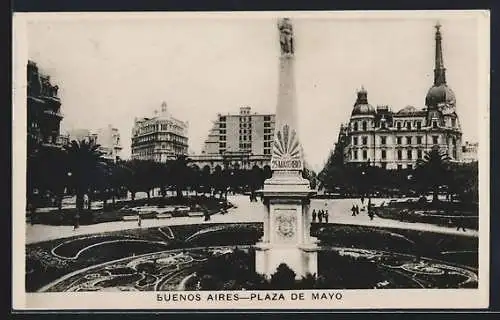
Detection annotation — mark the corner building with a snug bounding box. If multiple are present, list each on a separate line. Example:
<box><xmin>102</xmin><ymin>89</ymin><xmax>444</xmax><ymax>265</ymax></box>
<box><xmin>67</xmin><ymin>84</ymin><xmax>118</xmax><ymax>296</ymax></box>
<box><xmin>27</xmin><ymin>60</ymin><xmax>66</xmax><ymax>153</ymax></box>
<box><xmin>343</xmin><ymin>23</ymin><xmax>462</xmax><ymax>170</ymax></box>
<box><xmin>131</xmin><ymin>102</ymin><xmax>188</xmax><ymax>162</ymax></box>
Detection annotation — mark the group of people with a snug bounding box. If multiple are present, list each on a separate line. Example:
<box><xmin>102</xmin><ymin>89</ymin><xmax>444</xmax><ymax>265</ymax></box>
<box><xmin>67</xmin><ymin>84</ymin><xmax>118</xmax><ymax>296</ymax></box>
<box><xmin>312</xmin><ymin>209</ymin><xmax>329</xmax><ymax>223</ymax></box>
<box><xmin>351</xmin><ymin>198</ymin><xmax>375</xmax><ymax>220</ymax></box>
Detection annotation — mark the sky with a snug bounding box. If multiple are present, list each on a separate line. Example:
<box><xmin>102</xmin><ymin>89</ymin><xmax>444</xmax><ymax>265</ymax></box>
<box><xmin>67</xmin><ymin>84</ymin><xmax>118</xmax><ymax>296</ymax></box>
<box><xmin>24</xmin><ymin>12</ymin><xmax>486</xmax><ymax>172</ymax></box>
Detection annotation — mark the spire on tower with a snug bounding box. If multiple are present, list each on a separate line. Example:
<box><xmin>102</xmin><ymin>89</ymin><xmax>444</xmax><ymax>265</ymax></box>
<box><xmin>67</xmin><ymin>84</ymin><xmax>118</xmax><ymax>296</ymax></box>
<box><xmin>433</xmin><ymin>21</ymin><xmax>446</xmax><ymax>85</ymax></box>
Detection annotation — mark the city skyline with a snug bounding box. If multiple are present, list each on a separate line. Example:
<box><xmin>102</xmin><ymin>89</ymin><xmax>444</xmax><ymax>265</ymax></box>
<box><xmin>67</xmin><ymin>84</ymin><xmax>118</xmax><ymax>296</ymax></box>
<box><xmin>25</xmin><ymin>12</ymin><xmax>483</xmax><ymax>171</ymax></box>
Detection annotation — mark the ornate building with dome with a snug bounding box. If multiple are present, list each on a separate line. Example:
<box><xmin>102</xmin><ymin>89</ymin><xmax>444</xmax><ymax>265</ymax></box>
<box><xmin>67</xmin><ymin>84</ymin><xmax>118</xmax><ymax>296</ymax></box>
<box><xmin>341</xmin><ymin>23</ymin><xmax>462</xmax><ymax>170</ymax></box>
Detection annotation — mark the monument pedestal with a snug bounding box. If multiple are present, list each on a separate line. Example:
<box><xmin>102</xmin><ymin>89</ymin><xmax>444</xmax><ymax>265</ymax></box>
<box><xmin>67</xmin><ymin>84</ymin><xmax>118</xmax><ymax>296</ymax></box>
<box><xmin>254</xmin><ymin>18</ymin><xmax>318</xmax><ymax>281</ymax></box>
<box><xmin>256</xmin><ymin>173</ymin><xmax>318</xmax><ymax>279</ymax></box>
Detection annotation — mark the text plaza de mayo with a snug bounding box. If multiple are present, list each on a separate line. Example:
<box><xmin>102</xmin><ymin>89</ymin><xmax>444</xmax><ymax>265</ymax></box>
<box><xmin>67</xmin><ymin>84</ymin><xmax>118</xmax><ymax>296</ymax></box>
<box><xmin>28</xmin><ymin>22</ymin><xmax>476</xmax><ymax>171</ymax></box>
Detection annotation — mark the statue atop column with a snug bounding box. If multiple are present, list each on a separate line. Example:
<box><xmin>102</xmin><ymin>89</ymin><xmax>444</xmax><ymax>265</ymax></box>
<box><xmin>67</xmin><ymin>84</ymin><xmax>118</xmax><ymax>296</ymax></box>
<box><xmin>278</xmin><ymin>18</ymin><xmax>294</xmax><ymax>56</ymax></box>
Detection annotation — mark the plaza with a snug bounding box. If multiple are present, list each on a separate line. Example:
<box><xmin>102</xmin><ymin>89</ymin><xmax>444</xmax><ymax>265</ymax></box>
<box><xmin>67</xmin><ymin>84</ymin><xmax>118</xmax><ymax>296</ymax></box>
<box><xmin>22</xmin><ymin>16</ymin><xmax>481</xmax><ymax>295</ymax></box>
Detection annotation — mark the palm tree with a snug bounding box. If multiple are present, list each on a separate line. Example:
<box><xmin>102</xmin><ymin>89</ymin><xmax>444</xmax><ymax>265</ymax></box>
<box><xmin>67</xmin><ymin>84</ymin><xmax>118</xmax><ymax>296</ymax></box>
<box><xmin>416</xmin><ymin>146</ymin><xmax>451</xmax><ymax>202</ymax></box>
<box><xmin>64</xmin><ymin>139</ymin><xmax>105</xmax><ymax>211</ymax></box>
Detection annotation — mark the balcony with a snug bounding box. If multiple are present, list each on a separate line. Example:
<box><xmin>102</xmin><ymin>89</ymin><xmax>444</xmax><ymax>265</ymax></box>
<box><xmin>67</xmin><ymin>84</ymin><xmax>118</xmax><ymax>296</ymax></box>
<box><xmin>43</xmin><ymin>109</ymin><xmax>63</xmax><ymax>119</ymax></box>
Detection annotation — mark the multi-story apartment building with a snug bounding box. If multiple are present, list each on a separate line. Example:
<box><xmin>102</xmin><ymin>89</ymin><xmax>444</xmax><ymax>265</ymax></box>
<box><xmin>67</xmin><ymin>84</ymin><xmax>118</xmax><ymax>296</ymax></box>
<box><xmin>131</xmin><ymin>102</ymin><xmax>188</xmax><ymax>163</ymax></box>
<box><xmin>461</xmin><ymin>141</ymin><xmax>478</xmax><ymax>163</ymax></box>
<box><xmin>340</xmin><ymin>23</ymin><xmax>462</xmax><ymax>170</ymax></box>
<box><xmin>27</xmin><ymin>60</ymin><xmax>66</xmax><ymax>154</ymax></box>
<box><xmin>66</xmin><ymin>124</ymin><xmax>123</xmax><ymax>162</ymax></box>
<box><xmin>191</xmin><ymin>106</ymin><xmax>276</xmax><ymax>170</ymax></box>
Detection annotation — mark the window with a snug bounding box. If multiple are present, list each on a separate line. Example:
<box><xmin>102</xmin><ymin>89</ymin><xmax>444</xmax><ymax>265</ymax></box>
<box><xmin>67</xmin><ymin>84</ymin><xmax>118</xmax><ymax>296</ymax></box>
<box><xmin>397</xmin><ymin>137</ymin><xmax>402</xmax><ymax>144</ymax></box>
<box><xmin>432</xmin><ymin>121</ymin><xmax>438</xmax><ymax>129</ymax></box>
<box><xmin>407</xmin><ymin>149</ymin><xmax>412</xmax><ymax>159</ymax></box>
<box><xmin>381</xmin><ymin>163</ymin><xmax>387</xmax><ymax>169</ymax></box>
<box><xmin>432</xmin><ymin>136</ymin><xmax>439</xmax><ymax>144</ymax></box>
<box><xmin>451</xmin><ymin>118</ymin><xmax>456</xmax><ymax>127</ymax></box>
<box><xmin>407</xmin><ymin>164</ymin><xmax>413</xmax><ymax>170</ymax></box>
<box><xmin>264</xmin><ymin>115</ymin><xmax>271</xmax><ymax>121</ymax></box>
<box><xmin>397</xmin><ymin>122</ymin><xmax>402</xmax><ymax>130</ymax></box>
<box><xmin>417</xmin><ymin>136</ymin><xmax>422</xmax><ymax>144</ymax></box>
<box><xmin>264</xmin><ymin>142</ymin><xmax>271</xmax><ymax>148</ymax></box>
<box><xmin>416</xmin><ymin>122</ymin><xmax>422</xmax><ymax>130</ymax></box>
<box><xmin>264</xmin><ymin>128</ymin><xmax>272</xmax><ymax>134</ymax></box>
<box><xmin>353</xmin><ymin>150</ymin><xmax>358</xmax><ymax>160</ymax></box>
<box><xmin>353</xmin><ymin>137</ymin><xmax>358</xmax><ymax>145</ymax></box>
<box><xmin>406</xmin><ymin>122</ymin><xmax>411</xmax><ymax>130</ymax></box>
<box><xmin>380</xmin><ymin>121</ymin><xmax>386</xmax><ymax>129</ymax></box>
<box><xmin>406</xmin><ymin>136</ymin><xmax>412</xmax><ymax>145</ymax></box>
<box><xmin>397</xmin><ymin>150</ymin><xmax>402</xmax><ymax>160</ymax></box>
<box><xmin>453</xmin><ymin>147</ymin><xmax>457</xmax><ymax>159</ymax></box>
<box><xmin>220</xmin><ymin>130</ymin><xmax>226</xmax><ymax>134</ymax></box>
<box><xmin>362</xmin><ymin>121</ymin><xmax>367</xmax><ymax>131</ymax></box>
<box><xmin>397</xmin><ymin>164</ymin><xmax>403</xmax><ymax>170</ymax></box>
<box><xmin>381</xmin><ymin>150</ymin><xmax>386</xmax><ymax>159</ymax></box>
<box><xmin>219</xmin><ymin>123</ymin><xmax>226</xmax><ymax>129</ymax></box>
<box><xmin>417</xmin><ymin>149</ymin><xmax>423</xmax><ymax>159</ymax></box>
<box><xmin>352</xmin><ymin>122</ymin><xmax>358</xmax><ymax>131</ymax></box>
<box><xmin>219</xmin><ymin>142</ymin><xmax>226</xmax><ymax>148</ymax></box>
<box><xmin>264</xmin><ymin>122</ymin><xmax>270</xmax><ymax>127</ymax></box>
<box><xmin>220</xmin><ymin>136</ymin><xmax>226</xmax><ymax>141</ymax></box>
<box><xmin>380</xmin><ymin>136</ymin><xmax>387</xmax><ymax>145</ymax></box>
<box><xmin>220</xmin><ymin>116</ymin><xmax>226</xmax><ymax>122</ymax></box>
<box><xmin>362</xmin><ymin>137</ymin><xmax>368</xmax><ymax>145</ymax></box>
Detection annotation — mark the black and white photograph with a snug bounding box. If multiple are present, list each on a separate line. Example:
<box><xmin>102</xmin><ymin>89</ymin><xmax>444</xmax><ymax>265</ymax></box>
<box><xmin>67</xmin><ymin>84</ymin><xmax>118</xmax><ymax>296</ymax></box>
<box><xmin>12</xmin><ymin>11</ymin><xmax>489</xmax><ymax>309</ymax></box>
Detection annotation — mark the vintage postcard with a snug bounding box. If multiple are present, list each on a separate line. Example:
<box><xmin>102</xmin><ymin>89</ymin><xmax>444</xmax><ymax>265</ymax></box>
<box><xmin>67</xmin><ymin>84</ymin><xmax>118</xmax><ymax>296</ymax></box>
<box><xmin>12</xmin><ymin>10</ymin><xmax>490</xmax><ymax>310</ymax></box>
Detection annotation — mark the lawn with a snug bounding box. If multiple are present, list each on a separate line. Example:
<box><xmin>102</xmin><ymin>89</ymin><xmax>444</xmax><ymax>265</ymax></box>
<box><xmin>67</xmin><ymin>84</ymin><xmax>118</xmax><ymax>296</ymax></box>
<box><xmin>374</xmin><ymin>200</ymin><xmax>479</xmax><ymax>230</ymax></box>
<box><xmin>26</xmin><ymin>222</ymin><xmax>478</xmax><ymax>291</ymax></box>
<box><xmin>29</xmin><ymin>196</ymin><xmax>232</xmax><ymax>226</ymax></box>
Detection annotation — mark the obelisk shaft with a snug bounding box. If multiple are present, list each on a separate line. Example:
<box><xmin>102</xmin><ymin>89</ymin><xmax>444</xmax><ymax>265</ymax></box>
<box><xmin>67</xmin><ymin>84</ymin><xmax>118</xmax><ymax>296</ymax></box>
<box><xmin>271</xmin><ymin>18</ymin><xmax>304</xmax><ymax>173</ymax></box>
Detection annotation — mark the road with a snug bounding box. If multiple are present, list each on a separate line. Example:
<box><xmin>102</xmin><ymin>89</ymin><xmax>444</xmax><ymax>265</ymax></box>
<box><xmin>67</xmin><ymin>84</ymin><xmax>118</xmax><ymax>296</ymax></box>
<box><xmin>26</xmin><ymin>195</ymin><xmax>478</xmax><ymax>244</ymax></box>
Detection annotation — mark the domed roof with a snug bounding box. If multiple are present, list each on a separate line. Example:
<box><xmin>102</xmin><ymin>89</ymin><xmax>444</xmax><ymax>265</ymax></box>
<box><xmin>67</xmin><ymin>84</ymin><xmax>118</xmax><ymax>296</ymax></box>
<box><xmin>351</xmin><ymin>87</ymin><xmax>376</xmax><ymax>116</ymax></box>
<box><xmin>425</xmin><ymin>83</ymin><xmax>456</xmax><ymax>107</ymax></box>
<box><xmin>397</xmin><ymin>105</ymin><xmax>417</xmax><ymax>115</ymax></box>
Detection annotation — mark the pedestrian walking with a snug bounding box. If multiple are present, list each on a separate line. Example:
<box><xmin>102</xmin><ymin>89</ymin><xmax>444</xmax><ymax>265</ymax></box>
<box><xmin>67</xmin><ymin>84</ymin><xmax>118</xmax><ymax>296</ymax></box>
<box><xmin>361</xmin><ymin>196</ymin><xmax>365</xmax><ymax>204</ymax></box>
<box><xmin>324</xmin><ymin>210</ymin><xmax>329</xmax><ymax>224</ymax></box>
<box><xmin>138</xmin><ymin>214</ymin><xmax>142</xmax><ymax>227</ymax></box>
<box><xmin>368</xmin><ymin>208</ymin><xmax>374</xmax><ymax>221</ymax></box>
<box><xmin>73</xmin><ymin>213</ymin><xmax>80</xmax><ymax>230</ymax></box>
<box><xmin>351</xmin><ymin>204</ymin><xmax>356</xmax><ymax>216</ymax></box>
<box><xmin>318</xmin><ymin>210</ymin><xmax>323</xmax><ymax>223</ymax></box>
<box><xmin>312</xmin><ymin>209</ymin><xmax>317</xmax><ymax>223</ymax></box>
<box><xmin>355</xmin><ymin>204</ymin><xmax>360</xmax><ymax>216</ymax></box>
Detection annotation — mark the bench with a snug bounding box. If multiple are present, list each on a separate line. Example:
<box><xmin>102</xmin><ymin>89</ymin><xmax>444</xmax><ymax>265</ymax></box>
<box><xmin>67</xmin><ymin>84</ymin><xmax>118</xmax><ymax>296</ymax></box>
<box><xmin>156</xmin><ymin>213</ymin><xmax>172</xmax><ymax>219</ymax></box>
<box><xmin>188</xmin><ymin>211</ymin><xmax>205</xmax><ymax>217</ymax></box>
<box><xmin>123</xmin><ymin>215</ymin><xmax>139</xmax><ymax>221</ymax></box>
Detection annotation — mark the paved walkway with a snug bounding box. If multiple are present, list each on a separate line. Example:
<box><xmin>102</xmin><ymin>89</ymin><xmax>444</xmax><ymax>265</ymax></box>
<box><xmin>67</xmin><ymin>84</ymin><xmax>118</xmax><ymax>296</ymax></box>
<box><xmin>26</xmin><ymin>195</ymin><xmax>477</xmax><ymax>245</ymax></box>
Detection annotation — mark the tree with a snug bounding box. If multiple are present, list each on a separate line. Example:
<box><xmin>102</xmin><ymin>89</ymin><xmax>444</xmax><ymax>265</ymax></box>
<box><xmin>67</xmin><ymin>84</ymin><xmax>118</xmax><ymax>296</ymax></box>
<box><xmin>270</xmin><ymin>263</ymin><xmax>296</xmax><ymax>289</ymax></box>
<box><xmin>416</xmin><ymin>146</ymin><xmax>451</xmax><ymax>202</ymax></box>
<box><xmin>63</xmin><ymin>140</ymin><xmax>105</xmax><ymax>211</ymax></box>
<box><xmin>168</xmin><ymin>155</ymin><xmax>191</xmax><ymax>199</ymax></box>
<box><xmin>27</xmin><ymin>146</ymin><xmax>68</xmax><ymax>212</ymax></box>
<box><xmin>449</xmin><ymin>161</ymin><xmax>478</xmax><ymax>203</ymax></box>
<box><xmin>201</xmin><ymin>165</ymin><xmax>212</xmax><ymax>196</ymax></box>
<box><xmin>123</xmin><ymin>160</ymin><xmax>157</xmax><ymax>201</ymax></box>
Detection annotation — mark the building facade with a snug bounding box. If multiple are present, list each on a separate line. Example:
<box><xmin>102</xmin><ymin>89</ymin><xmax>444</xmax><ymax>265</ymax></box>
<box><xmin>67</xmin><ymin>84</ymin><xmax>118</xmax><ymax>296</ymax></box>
<box><xmin>131</xmin><ymin>102</ymin><xmax>188</xmax><ymax>163</ymax></box>
<box><xmin>191</xmin><ymin>106</ymin><xmax>276</xmax><ymax>170</ymax></box>
<box><xmin>66</xmin><ymin>124</ymin><xmax>123</xmax><ymax>162</ymax></box>
<box><xmin>341</xmin><ymin>23</ymin><xmax>462</xmax><ymax>170</ymax></box>
<box><xmin>461</xmin><ymin>141</ymin><xmax>478</xmax><ymax>163</ymax></box>
<box><xmin>27</xmin><ymin>60</ymin><xmax>66</xmax><ymax>154</ymax></box>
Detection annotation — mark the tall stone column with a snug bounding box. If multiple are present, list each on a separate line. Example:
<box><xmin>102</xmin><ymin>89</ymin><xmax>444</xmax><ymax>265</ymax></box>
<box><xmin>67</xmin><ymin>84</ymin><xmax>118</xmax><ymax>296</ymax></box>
<box><xmin>255</xmin><ymin>18</ymin><xmax>318</xmax><ymax>280</ymax></box>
